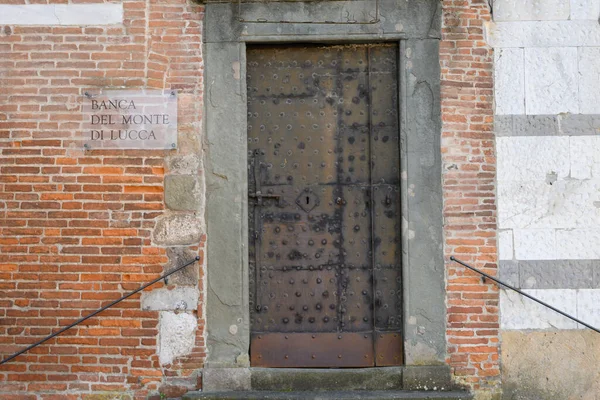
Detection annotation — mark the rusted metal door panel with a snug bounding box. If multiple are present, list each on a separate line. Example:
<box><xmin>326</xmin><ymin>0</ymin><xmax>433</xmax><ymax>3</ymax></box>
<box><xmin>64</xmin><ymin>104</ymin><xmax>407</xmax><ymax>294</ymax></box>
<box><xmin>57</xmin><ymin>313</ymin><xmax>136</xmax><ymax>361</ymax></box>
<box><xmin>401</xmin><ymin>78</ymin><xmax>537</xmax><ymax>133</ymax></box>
<box><xmin>251</xmin><ymin>332</ymin><xmax>375</xmax><ymax>368</ymax></box>
<box><xmin>248</xmin><ymin>43</ymin><xmax>402</xmax><ymax>368</ymax></box>
<box><xmin>375</xmin><ymin>332</ymin><xmax>404</xmax><ymax>366</ymax></box>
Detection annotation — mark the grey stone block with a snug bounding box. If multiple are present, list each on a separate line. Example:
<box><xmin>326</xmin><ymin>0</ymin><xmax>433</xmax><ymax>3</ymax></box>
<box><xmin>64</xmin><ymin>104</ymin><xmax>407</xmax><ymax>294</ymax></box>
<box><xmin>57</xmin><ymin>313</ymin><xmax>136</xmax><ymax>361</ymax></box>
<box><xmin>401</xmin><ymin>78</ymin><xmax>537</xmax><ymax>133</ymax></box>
<box><xmin>593</xmin><ymin>261</ymin><xmax>600</xmax><ymax>289</ymax></box>
<box><xmin>165</xmin><ymin>175</ymin><xmax>203</xmax><ymax>212</ymax></box>
<box><xmin>153</xmin><ymin>214</ymin><xmax>204</xmax><ymax>246</ymax></box>
<box><xmin>499</xmin><ymin>260</ymin><xmax>519</xmax><ymax>288</ymax></box>
<box><xmin>165</xmin><ymin>247</ymin><xmax>200</xmax><ymax>285</ymax></box>
<box><xmin>518</xmin><ymin>260</ymin><xmax>594</xmax><ymax>289</ymax></box>
<box><xmin>494</xmin><ymin>115</ymin><xmax>513</xmax><ymax>136</ymax></box>
<box><xmin>494</xmin><ymin>114</ymin><xmax>600</xmax><ymax>137</ymax></box>
<box><xmin>558</xmin><ymin>114</ymin><xmax>600</xmax><ymax>136</ymax></box>
<box><xmin>512</xmin><ymin>115</ymin><xmax>558</xmax><ymax>136</ymax></box>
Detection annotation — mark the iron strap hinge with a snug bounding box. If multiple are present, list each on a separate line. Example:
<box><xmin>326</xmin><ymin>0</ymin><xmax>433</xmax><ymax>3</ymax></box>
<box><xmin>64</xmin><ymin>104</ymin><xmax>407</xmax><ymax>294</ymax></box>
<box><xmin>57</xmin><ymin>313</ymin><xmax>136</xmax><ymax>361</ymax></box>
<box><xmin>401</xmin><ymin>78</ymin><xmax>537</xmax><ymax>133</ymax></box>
<box><xmin>249</xmin><ymin>191</ymin><xmax>281</xmax><ymax>206</ymax></box>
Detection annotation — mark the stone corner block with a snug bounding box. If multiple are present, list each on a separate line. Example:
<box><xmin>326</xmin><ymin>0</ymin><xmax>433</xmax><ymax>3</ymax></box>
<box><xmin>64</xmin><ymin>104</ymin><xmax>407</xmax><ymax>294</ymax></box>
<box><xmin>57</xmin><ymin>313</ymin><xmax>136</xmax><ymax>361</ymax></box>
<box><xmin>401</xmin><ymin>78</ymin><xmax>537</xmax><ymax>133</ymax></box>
<box><xmin>165</xmin><ymin>247</ymin><xmax>201</xmax><ymax>285</ymax></box>
<box><xmin>141</xmin><ymin>286</ymin><xmax>199</xmax><ymax>312</ymax></box>
<box><xmin>166</xmin><ymin>154</ymin><xmax>201</xmax><ymax>175</ymax></box>
<box><xmin>165</xmin><ymin>175</ymin><xmax>204</xmax><ymax>212</ymax></box>
<box><xmin>153</xmin><ymin>214</ymin><xmax>204</xmax><ymax>246</ymax></box>
<box><xmin>158</xmin><ymin>311</ymin><xmax>198</xmax><ymax>366</ymax></box>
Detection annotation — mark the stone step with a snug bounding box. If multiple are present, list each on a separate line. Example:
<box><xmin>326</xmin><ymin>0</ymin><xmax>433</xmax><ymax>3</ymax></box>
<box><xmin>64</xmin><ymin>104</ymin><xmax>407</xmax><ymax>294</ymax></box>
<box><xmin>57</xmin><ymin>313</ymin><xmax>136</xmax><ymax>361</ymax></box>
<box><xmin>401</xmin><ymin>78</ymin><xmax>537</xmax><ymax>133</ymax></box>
<box><xmin>203</xmin><ymin>367</ymin><xmax>456</xmax><ymax>393</ymax></box>
<box><xmin>251</xmin><ymin>367</ymin><xmax>406</xmax><ymax>391</ymax></box>
<box><xmin>183</xmin><ymin>391</ymin><xmax>473</xmax><ymax>400</ymax></box>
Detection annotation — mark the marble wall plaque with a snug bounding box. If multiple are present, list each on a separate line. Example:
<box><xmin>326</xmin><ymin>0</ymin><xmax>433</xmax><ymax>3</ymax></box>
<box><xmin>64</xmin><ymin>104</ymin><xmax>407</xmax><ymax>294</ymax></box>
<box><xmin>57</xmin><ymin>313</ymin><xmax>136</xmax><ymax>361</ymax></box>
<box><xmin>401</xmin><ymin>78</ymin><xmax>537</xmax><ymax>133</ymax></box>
<box><xmin>81</xmin><ymin>89</ymin><xmax>177</xmax><ymax>150</ymax></box>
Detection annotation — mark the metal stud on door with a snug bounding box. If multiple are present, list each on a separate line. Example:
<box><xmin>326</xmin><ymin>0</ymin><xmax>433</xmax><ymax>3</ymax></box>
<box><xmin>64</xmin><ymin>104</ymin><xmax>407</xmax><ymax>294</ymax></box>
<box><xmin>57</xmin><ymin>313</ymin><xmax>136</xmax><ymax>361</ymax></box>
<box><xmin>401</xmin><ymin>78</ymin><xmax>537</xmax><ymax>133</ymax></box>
<box><xmin>247</xmin><ymin>44</ymin><xmax>402</xmax><ymax>367</ymax></box>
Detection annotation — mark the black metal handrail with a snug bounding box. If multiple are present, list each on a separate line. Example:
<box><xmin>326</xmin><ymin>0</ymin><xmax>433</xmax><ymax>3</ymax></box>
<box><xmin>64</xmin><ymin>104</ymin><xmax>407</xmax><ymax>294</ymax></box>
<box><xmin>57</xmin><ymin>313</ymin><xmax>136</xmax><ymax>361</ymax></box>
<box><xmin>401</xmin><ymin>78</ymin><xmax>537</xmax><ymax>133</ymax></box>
<box><xmin>450</xmin><ymin>256</ymin><xmax>600</xmax><ymax>334</ymax></box>
<box><xmin>0</xmin><ymin>256</ymin><xmax>200</xmax><ymax>365</ymax></box>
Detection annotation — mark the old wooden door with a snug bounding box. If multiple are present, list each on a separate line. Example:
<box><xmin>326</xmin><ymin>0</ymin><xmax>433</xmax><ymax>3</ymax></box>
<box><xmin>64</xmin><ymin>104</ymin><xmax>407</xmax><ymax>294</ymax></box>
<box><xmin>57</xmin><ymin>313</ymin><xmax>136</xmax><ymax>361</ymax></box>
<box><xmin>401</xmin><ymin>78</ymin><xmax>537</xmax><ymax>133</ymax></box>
<box><xmin>247</xmin><ymin>43</ymin><xmax>402</xmax><ymax>367</ymax></box>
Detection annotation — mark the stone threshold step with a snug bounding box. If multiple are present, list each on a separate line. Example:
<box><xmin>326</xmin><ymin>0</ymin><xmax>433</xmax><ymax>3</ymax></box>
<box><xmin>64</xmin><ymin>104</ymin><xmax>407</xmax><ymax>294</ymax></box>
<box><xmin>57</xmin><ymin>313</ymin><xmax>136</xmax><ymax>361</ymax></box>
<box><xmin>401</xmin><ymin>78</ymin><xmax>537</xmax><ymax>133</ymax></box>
<box><xmin>204</xmin><ymin>366</ymin><xmax>457</xmax><ymax>392</ymax></box>
<box><xmin>183</xmin><ymin>391</ymin><xmax>473</xmax><ymax>400</ymax></box>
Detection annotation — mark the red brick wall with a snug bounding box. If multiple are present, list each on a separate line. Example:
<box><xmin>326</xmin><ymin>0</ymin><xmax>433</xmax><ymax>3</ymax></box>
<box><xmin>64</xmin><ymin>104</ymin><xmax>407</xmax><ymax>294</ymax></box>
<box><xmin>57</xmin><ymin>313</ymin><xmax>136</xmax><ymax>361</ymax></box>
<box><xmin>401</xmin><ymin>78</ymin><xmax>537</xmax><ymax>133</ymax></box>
<box><xmin>0</xmin><ymin>1</ymin><xmax>206</xmax><ymax>399</ymax></box>
<box><xmin>440</xmin><ymin>0</ymin><xmax>501</xmax><ymax>393</ymax></box>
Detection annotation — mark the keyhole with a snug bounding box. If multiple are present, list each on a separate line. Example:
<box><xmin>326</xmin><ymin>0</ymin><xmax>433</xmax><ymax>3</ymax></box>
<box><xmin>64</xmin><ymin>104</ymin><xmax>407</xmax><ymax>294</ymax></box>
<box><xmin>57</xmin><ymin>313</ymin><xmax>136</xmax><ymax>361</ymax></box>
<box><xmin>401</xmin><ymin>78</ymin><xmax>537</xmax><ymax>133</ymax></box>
<box><xmin>306</xmin><ymin>196</ymin><xmax>310</xmax><ymax>205</ymax></box>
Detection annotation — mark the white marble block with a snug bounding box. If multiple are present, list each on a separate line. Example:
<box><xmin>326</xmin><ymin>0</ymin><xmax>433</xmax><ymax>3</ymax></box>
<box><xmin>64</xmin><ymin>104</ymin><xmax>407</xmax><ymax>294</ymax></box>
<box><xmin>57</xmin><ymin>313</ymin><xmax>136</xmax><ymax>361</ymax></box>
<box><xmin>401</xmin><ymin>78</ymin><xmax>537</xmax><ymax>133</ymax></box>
<box><xmin>570</xmin><ymin>0</ymin><xmax>600</xmax><ymax>19</ymax></box>
<box><xmin>497</xmin><ymin>136</ymin><xmax>570</xmax><ymax>181</ymax></box>
<box><xmin>0</xmin><ymin>4</ymin><xmax>123</xmax><ymax>25</ymax></box>
<box><xmin>525</xmin><ymin>47</ymin><xmax>579</xmax><ymax>115</ymax></box>
<box><xmin>495</xmin><ymin>48</ymin><xmax>525</xmax><ymax>115</ymax></box>
<box><xmin>513</xmin><ymin>229</ymin><xmax>557</xmax><ymax>260</ymax></box>
<box><xmin>494</xmin><ymin>0</ymin><xmax>570</xmax><ymax>21</ymax></box>
<box><xmin>486</xmin><ymin>20</ymin><xmax>600</xmax><ymax>48</ymax></box>
<box><xmin>578</xmin><ymin>47</ymin><xmax>600</xmax><ymax>114</ymax></box>
<box><xmin>501</xmin><ymin>289</ymin><xmax>578</xmax><ymax>330</ymax></box>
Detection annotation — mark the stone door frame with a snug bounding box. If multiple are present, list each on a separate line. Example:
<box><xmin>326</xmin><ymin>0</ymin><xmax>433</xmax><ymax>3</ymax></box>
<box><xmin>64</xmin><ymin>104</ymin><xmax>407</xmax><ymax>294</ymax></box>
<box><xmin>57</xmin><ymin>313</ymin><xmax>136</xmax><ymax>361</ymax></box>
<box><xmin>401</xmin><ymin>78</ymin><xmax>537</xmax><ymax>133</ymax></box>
<box><xmin>202</xmin><ymin>0</ymin><xmax>446</xmax><ymax>386</ymax></box>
